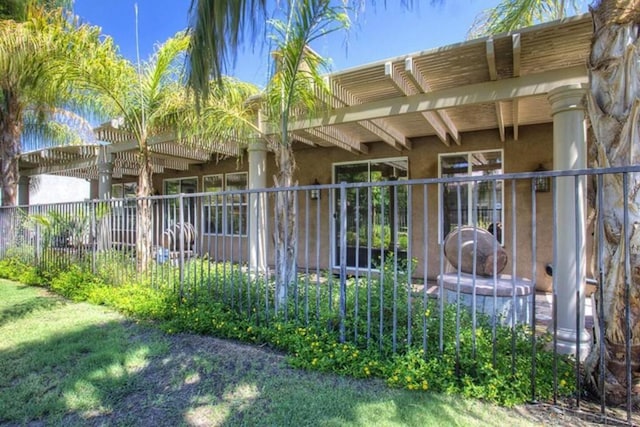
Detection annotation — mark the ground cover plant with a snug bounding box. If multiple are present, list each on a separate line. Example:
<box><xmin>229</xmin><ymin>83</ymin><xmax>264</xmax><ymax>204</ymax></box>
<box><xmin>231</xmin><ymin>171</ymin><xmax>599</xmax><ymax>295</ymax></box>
<box><xmin>0</xmin><ymin>252</ymin><xmax>576</xmax><ymax>410</ymax></box>
<box><xmin>0</xmin><ymin>278</ymin><xmax>598</xmax><ymax>426</ymax></box>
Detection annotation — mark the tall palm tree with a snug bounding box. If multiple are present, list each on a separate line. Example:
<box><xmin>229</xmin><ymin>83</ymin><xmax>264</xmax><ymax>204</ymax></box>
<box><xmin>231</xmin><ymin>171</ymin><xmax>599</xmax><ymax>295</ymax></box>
<box><xmin>265</xmin><ymin>0</ymin><xmax>349</xmax><ymax>310</ymax></box>
<box><xmin>586</xmin><ymin>0</ymin><xmax>640</xmax><ymax>405</ymax></box>
<box><xmin>200</xmin><ymin>0</ymin><xmax>349</xmax><ymax>310</ymax></box>
<box><xmin>475</xmin><ymin>0</ymin><xmax>639</xmax><ymax>405</ymax></box>
<box><xmin>0</xmin><ymin>5</ymin><xmax>122</xmax><ymax>206</ymax></box>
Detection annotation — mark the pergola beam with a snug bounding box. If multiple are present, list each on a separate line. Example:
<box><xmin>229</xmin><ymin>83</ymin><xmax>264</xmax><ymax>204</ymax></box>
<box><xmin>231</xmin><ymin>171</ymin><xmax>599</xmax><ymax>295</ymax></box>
<box><xmin>495</xmin><ymin>101</ymin><xmax>506</xmax><ymax>142</ymax></box>
<box><xmin>385</xmin><ymin>61</ymin><xmax>451</xmax><ymax>146</ymax></box>
<box><xmin>512</xmin><ymin>34</ymin><xmax>521</xmax><ymax>140</ymax></box>
<box><xmin>486</xmin><ymin>38</ymin><xmax>498</xmax><ymax>81</ymax></box>
<box><xmin>486</xmin><ymin>39</ymin><xmax>506</xmax><ymax>141</ymax></box>
<box><xmin>292</xmin><ymin>132</ymin><xmax>318</xmax><ymax>147</ymax></box>
<box><xmin>512</xmin><ymin>33</ymin><xmax>521</xmax><ymax>78</ymax></box>
<box><xmin>282</xmin><ymin>66</ymin><xmax>587</xmax><ymax>132</ymax></box>
<box><xmin>21</xmin><ymin>158</ymin><xmax>96</xmax><ymax>176</ymax></box>
<box><xmin>106</xmin><ymin>131</ymin><xmax>239</xmax><ymax>157</ymax></box>
<box><xmin>306</xmin><ymin>127</ymin><xmax>368</xmax><ymax>154</ymax></box>
<box><xmin>328</xmin><ymin>78</ymin><xmax>408</xmax><ymax>150</ymax></box>
<box><xmin>405</xmin><ymin>57</ymin><xmax>460</xmax><ymax>145</ymax></box>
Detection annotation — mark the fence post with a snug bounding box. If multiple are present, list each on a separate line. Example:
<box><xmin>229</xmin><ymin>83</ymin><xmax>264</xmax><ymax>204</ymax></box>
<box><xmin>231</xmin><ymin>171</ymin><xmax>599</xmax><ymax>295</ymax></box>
<box><xmin>91</xmin><ymin>200</ymin><xmax>97</xmax><ymax>275</ymax></box>
<box><xmin>178</xmin><ymin>193</ymin><xmax>185</xmax><ymax>299</ymax></box>
<box><xmin>339</xmin><ymin>182</ymin><xmax>347</xmax><ymax>343</ymax></box>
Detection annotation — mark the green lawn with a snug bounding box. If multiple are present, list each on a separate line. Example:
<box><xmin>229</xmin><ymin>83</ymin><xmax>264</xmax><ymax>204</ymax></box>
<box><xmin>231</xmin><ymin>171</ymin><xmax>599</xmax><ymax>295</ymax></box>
<box><xmin>0</xmin><ymin>279</ymin><xmax>545</xmax><ymax>426</ymax></box>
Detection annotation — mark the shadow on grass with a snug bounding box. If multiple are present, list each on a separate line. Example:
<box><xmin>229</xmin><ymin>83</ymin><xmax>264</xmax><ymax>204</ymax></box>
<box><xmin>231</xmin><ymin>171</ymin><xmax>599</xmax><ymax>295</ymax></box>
<box><xmin>0</xmin><ymin>294</ymin><xmax>67</xmax><ymax>327</ymax></box>
<box><xmin>0</xmin><ymin>310</ymin><xmax>532</xmax><ymax>427</ymax></box>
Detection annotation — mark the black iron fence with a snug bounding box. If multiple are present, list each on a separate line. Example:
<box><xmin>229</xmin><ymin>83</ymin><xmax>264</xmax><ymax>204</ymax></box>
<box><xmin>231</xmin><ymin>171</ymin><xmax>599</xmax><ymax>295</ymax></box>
<box><xmin>1</xmin><ymin>165</ymin><xmax>639</xmax><ymax>423</ymax></box>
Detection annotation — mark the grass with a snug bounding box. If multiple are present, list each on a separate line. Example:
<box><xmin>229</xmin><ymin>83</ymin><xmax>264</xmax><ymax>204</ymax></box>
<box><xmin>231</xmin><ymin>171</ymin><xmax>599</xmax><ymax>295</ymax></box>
<box><xmin>0</xmin><ymin>279</ymin><xmax>545</xmax><ymax>426</ymax></box>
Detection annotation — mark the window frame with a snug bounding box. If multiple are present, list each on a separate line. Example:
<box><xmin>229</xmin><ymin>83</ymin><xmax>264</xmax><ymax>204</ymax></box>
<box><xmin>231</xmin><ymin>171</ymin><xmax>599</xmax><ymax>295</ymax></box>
<box><xmin>438</xmin><ymin>149</ymin><xmax>504</xmax><ymax>244</ymax></box>
<box><xmin>201</xmin><ymin>172</ymin><xmax>248</xmax><ymax>237</ymax></box>
<box><xmin>163</xmin><ymin>176</ymin><xmax>198</xmax><ymax>196</ymax></box>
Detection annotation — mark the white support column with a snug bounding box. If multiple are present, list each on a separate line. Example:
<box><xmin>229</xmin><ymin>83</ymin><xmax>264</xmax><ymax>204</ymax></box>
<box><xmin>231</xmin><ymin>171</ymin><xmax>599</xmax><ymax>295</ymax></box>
<box><xmin>18</xmin><ymin>175</ymin><xmax>30</xmax><ymax>206</ymax></box>
<box><xmin>548</xmin><ymin>84</ymin><xmax>591</xmax><ymax>360</ymax></box>
<box><xmin>97</xmin><ymin>146</ymin><xmax>114</xmax><ymax>200</ymax></box>
<box><xmin>248</xmin><ymin>140</ymin><xmax>268</xmax><ymax>273</ymax></box>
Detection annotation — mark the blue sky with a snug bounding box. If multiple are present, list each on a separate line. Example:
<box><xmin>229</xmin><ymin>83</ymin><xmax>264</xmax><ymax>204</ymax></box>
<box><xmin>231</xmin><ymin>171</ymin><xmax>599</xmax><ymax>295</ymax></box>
<box><xmin>72</xmin><ymin>1</ymin><xmax>512</xmax><ymax>86</ymax></box>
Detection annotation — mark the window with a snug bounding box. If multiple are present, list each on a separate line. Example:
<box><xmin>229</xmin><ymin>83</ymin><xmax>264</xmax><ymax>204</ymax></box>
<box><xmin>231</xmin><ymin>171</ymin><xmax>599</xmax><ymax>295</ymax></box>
<box><xmin>163</xmin><ymin>177</ymin><xmax>198</xmax><ymax>225</ymax></box>
<box><xmin>202</xmin><ymin>172</ymin><xmax>248</xmax><ymax>236</ymax></box>
<box><xmin>164</xmin><ymin>177</ymin><xmax>197</xmax><ymax>196</ymax></box>
<box><xmin>110</xmin><ymin>182</ymin><xmax>137</xmax><ymax>247</ymax></box>
<box><xmin>439</xmin><ymin>150</ymin><xmax>503</xmax><ymax>243</ymax></box>
<box><xmin>111</xmin><ymin>182</ymin><xmax>137</xmax><ymax>199</ymax></box>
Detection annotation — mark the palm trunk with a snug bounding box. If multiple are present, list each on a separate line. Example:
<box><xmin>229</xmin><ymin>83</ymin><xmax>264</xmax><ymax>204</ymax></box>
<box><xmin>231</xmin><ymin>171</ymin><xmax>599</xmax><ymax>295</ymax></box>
<box><xmin>585</xmin><ymin>0</ymin><xmax>640</xmax><ymax>405</ymax></box>
<box><xmin>136</xmin><ymin>141</ymin><xmax>153</xmax><ymax>273</ymax></box>
<box><xmin>273</xmin><ymin>141</ymin><xmax>297</xmax><ymax>313</ymax></box>
<box><xmin>0</xmin><ymin>90</ymin><xmax>21</xmax><ymax>207</ymax></box>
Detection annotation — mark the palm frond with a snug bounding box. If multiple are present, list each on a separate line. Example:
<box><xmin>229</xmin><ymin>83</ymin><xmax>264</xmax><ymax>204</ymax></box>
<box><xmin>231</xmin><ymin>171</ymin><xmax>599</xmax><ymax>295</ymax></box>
<box><xmin>263</xmin><ymin>0</ymin><xmax>349</xmax><ymax>147</ymax></box>
<box><xmin>195</xmin><ymin>77</ymin><xmax>261</xmax><ymax>147</ymax></box>
<box><xmin>187</xmin><ymin>0</ymin><xmax>268</xmax><ymax>101</ymax></box>
<box><xmin>467</xmin><ymin>0</ymin><xmax>583</xmax><ymax>39</ymax></box>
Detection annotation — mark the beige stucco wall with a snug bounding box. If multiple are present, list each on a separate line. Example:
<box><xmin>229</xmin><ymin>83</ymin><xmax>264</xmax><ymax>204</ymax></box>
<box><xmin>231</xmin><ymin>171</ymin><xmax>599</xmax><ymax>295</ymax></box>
<box><xmin>150</xmin><ymin>123</ymin><xmax>571</xmax><ymax>291</ymax></box>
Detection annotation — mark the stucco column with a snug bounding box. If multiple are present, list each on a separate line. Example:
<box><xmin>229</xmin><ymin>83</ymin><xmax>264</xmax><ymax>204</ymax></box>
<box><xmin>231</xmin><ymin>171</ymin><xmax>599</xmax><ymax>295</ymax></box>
<box><xmin>248</xmin><ymin>140</ymin><xmax>267</xmax><ymax>273</ymax></box>
<box><xmin>97</xmin><ymin>146</ymin><xmax>114</xmax><ymax>200</ymax></box>
<box><xmin>548</xmin><ymin>84</ymin><xmax>591</xmax><ymax>360</ymax></box>
<box><xmin>18</xmin><ymin>175</ymin><xmax>30</xmax><ymax>206</ymax></box>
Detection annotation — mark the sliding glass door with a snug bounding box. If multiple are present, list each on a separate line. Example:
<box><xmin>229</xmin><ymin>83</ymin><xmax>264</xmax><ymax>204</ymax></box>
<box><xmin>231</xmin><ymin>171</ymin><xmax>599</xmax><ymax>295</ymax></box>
<box><xmin>333</xmin><ymin>158</ymin><xmax>408</xmax><ymax>269</ymax></box>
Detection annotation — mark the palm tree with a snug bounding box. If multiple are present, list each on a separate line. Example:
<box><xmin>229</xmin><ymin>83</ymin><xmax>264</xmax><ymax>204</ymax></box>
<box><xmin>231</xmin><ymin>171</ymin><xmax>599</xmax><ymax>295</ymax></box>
<box><xmin>1</xmin><ymin>0</ymin><xmax>72</xmax><ymax>21</ymax></box>
<box><xmin>199</xmin><ymin>0</ymin><xmax>349</xmax><ymax>310</ymax></box>
<box><xmin>83</xmin><ymin>32</ymin><xmax>197</xmax><ymax>272</ymax></box>
<box><xmin>265</xmin><ymin>0</ymin><xmax>349</xmax><ymax>310</ymax></box>
<box><xmin>586</xmin><ymin>0</ymin><xmax>640</xmax><ymax>405</ymax></box>
<box><xmin>0</xmin><ymin>5</ymin><xmax>122</xmax><ymax>207</ymax></box>
<box><xmin>475</xmin><ymin>0</ymin><xmax>639</xmax><ymax>405</ymax></box>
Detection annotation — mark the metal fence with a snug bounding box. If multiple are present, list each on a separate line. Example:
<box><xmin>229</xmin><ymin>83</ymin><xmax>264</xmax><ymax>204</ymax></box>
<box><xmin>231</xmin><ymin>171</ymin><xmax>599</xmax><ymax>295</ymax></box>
<box><xmin>1</xmin><ymin>165</ymin><xmax>639</xmax><ymax>423</ymax></box>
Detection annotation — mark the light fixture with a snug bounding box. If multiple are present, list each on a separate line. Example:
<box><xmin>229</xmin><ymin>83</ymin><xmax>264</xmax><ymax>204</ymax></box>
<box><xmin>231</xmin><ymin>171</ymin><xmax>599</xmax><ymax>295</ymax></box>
<box><xmin>310</xmin><ymin>178</ymin><xmax>321</xmax><ymax>200</ymax></box>
<box><xmin>534</xmin><ymin>164</ymin><xmax>550</xmax><ymax>193</ymax></box>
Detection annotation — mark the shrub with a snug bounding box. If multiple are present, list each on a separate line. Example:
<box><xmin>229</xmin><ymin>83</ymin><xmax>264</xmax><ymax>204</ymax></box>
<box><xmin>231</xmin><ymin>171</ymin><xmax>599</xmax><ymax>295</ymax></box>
<box><xmin>50</xmin><ymin>266</ymin><xmax>102</xmax><ymax>301</ymax></box>
<box><xmin>0</xmin><ymin>256</ymin><xmax>42</xmax><ymax>284</ymax></box>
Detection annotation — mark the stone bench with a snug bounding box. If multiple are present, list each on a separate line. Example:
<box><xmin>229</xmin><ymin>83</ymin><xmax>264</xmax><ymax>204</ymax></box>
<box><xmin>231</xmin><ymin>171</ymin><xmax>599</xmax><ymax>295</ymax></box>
<box><xmin>438</xmin><ymin>272</ymin><xmax>534</xmax><ymax>326</ymax></box>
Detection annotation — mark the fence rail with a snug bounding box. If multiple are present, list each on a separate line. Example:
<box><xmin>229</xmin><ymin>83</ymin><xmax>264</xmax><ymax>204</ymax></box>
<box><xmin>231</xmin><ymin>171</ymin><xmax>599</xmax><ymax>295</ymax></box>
<box><xmin>1</xmin><ymin>165</ymin><xmax>640</xmax><ymax>423</ymax></box>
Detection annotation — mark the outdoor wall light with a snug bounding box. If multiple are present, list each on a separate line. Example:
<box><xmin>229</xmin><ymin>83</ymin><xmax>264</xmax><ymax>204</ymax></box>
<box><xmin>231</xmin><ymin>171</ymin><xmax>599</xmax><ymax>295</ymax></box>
<box><xmin>310</xmin><ymin>178</ymin><xmax>321</xmax><ymax>200</ymax></box>
<box><xmin>534</xmin><ymin>164</ymin><xmax>551</xmax><ymax>193</ymax></box>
